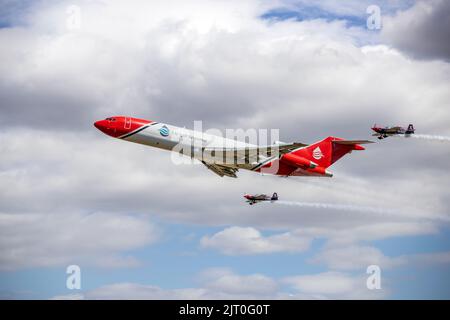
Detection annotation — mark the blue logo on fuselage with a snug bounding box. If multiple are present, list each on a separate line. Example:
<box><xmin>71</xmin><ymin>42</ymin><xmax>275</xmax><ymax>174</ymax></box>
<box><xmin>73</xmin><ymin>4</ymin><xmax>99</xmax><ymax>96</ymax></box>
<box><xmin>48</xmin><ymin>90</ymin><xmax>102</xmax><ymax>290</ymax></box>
<box><xmin>159</xmin><ymin>125</ymin><xmax>170</xmax><ymax>137</ymax></box>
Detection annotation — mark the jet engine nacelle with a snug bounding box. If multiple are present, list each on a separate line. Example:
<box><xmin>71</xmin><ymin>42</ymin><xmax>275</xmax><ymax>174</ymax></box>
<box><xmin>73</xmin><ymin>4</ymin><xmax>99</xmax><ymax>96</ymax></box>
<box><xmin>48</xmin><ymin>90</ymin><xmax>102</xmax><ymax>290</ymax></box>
<box><xmin>306</xmin><ymin>166</ymin><xmax>333</xmax><ymax>177</ymax></box>
<box><xmin>281</xmin><ymin>153</ymin><xmax>318</xmax><ymax>169</ymax></box>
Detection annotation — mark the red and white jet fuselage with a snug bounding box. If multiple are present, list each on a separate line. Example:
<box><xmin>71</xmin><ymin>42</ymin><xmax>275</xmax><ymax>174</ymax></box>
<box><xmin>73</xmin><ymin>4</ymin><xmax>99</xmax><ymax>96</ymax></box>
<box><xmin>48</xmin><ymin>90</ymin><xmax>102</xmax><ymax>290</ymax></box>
<box><xmin>94</xmin><ymin>116</ymin><xmax>371</xmax><ymax>178</ymax></box>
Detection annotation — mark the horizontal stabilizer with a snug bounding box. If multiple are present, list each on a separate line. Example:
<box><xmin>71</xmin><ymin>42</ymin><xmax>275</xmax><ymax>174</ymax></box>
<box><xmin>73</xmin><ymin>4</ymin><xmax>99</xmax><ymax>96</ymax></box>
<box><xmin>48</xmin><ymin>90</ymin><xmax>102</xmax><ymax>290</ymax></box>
<box><xmin>333</xmin><ymin>140</ymin><xmax>374</xmax><ymax>145</ymax></box>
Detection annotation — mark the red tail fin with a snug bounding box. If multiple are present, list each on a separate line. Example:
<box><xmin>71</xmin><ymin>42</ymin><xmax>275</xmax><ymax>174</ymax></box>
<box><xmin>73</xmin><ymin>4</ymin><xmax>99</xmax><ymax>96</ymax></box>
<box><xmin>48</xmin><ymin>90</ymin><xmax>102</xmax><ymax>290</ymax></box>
<box><xmin>291</xmin><ymin>136</ymin><xmax>371</xmax><ymax>169</ymax></box>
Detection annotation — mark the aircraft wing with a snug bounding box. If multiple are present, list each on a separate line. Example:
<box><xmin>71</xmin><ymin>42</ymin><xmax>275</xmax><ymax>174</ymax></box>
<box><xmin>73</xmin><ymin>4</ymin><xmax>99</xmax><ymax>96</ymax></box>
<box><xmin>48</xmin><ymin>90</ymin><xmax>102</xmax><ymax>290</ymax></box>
<box><xmin>201</xmin><ymin>161</ymin><xmax>238</xmax><ymax>178</ymax></box>
<box><xmin>372</xmin><ymin>132</ymin><xmax>395</xmax><ymax>137</ymax></box>
<box><xmin>385</xmin><ymin>127</ymin><xmax>402</xmax><ymax>133</ymax></box>
<box><xmin>252</xmin><ymin>194</ymin><xmax>268</xmax><ymax>200</ymax></box>
<box><xmin>203</xmin><ymin>142</ymin><xmax>308</xmax><ymax>163</ymax></box>
<box><xmin>265</xmin><ymin>142</ymin><xmax>309</xmax><ymax>154</ymax></box>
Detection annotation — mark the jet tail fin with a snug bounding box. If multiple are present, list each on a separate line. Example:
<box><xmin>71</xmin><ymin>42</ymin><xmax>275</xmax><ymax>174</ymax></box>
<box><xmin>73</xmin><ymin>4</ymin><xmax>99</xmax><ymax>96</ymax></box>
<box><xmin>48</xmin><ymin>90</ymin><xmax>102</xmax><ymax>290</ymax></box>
<box><xmin>291</xmin><ymin>137</ymin><xmax>372</xmax><ymax>169</ymax></box>
<box><xmin>406</xmin><ymin>124</ymin><xmax>415</xmax><ymax>134</ymax></box>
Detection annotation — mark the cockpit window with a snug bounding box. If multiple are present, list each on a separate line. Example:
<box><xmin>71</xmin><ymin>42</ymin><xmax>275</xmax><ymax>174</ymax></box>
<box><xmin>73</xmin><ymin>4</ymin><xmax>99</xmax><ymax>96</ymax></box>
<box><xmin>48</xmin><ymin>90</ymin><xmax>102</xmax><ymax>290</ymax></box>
<box><xmin>106</xmin><ymin>117</ymin><xmax>116</xmax><ymax>121</ymax></box>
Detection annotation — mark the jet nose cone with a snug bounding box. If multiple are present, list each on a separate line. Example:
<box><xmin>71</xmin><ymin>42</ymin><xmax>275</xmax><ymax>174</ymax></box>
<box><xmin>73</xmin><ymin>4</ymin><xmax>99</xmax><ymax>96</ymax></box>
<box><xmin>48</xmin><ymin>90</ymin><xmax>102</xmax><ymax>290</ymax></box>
<box><xmin>94</xmin><ymin>120</ymin><xmax>106</xmax><ymax>130</ymax></box>
<box><xmin>94</xmin><ymin>119</ymin><xmax>112</xmax><ymax>136</ymax></box>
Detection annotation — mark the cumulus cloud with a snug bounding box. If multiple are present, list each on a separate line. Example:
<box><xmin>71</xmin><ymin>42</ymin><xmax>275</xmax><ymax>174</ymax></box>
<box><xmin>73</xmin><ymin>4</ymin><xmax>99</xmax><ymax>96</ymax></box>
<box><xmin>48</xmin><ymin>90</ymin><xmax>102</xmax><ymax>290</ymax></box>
<box><xmin>199</xmin><ymin>223</ymin><xmax>444</xmax><ymax>271</ymax></box>
<box><xmin>382</xmin><ymin>0</ymin><xmax>450</xmax><ymax>61</ymax></box>
<box><xmin>295</xmin><ymin>222</ymin><xmax>439</xmax><ymax>245</ymax></box>
<box><xmin>54</xmin><ymin>268</ymin><xmax>281</xmax><ymax>300</ymax></box>
<box><xmin>53</xmin><ymin>268</ymin><xmax>384</xmax><ymax>300</ymax></box>
<box><xmin>283</xmin><ymin>271</ymin><xmax>386</xmax><ymax>299</ymax></box>
<box><xmin>0</xmin><ymin>212</ymin><xmax>159</xmax><ymax>270</ymax></box>
<box><xmin>200</xmin><ymin>226</ymin><xmax>311</xmax><ymax>255</ymax></box>
<box><xmin>398</xmin><ymin>251</ymin><xmax>450</xmax><ymax>267</ymax></box>
<box><xmin>1</xmin><ymin>0</ymin><xmax>449</xmax><ymax>135</ymax></box>
<box><xmin>200</xmin><ymin>268</ymin><xmax>279</xmax><ymax>295</ymax></box>
<box><xmin>310</xmin><ymin>245</ymin><xmax>405</xmax><ymax>270</ymax></box>
<box><xmin>81</xmin><ymin>283</ymin><xmax>208</xmax><ymax>300</ymax></box>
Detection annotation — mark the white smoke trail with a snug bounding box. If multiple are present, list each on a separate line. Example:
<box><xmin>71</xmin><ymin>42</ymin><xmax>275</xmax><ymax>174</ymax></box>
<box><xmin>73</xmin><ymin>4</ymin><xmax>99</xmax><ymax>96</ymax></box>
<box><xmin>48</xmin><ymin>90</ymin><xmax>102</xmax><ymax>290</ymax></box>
<box><xmin>277</xmin><ymin>200</ymin><xmax>394</xmax><ymax>215</ymax></box>
<box><xmin>274</xmin><ymin>200</ymin><xmax>450</xmax><ymax>222</ymax></box>
<box><xmin>409</xmin><ymin>134</ymin><xmax>450</xmax><ymax>142</ymax></box>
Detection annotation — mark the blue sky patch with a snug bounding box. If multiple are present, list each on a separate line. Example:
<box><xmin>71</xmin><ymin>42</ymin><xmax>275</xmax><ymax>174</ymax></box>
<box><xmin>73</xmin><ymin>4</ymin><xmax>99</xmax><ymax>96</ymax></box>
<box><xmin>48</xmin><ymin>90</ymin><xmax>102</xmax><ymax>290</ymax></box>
<box><xmin>261</xmin><ymin>6</ymin><xmax>367</xmax><ymax>28</ymax></box>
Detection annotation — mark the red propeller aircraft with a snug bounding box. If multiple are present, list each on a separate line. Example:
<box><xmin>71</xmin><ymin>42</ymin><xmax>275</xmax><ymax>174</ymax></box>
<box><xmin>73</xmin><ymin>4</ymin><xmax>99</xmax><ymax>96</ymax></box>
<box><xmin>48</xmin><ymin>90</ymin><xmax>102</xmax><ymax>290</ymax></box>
<box><xmin>371</xmin><ymin>124</ymin><xmax>415</xmax><ymax>140</ymax></box>
<box><xmin>244</xmin><ymin>193</ymin><xmax>278</xmax><ymax>205</ymax></box>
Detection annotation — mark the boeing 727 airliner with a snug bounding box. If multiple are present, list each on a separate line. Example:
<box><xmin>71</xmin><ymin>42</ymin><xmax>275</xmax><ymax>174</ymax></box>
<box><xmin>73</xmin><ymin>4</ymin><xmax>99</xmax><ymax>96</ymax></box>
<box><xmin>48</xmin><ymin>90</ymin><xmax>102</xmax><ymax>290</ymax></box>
<box><xmin>94</xmin><ymin>116</ymin><xmax>372</xmax><ymax>178</ymax></box>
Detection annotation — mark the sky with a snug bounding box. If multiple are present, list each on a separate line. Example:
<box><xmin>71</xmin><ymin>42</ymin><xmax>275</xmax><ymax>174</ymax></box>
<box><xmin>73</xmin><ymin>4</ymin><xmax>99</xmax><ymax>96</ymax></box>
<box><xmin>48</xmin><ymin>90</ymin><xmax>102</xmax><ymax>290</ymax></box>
<box><xmin>0</xmin><ymin>0</ymin><xmax>449</xmax><ymax>299</ymax></box>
